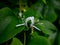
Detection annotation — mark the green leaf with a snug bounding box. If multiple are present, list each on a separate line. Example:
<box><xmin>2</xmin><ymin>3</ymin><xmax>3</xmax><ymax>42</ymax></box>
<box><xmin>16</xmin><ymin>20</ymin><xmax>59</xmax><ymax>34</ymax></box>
<box><xmin>28</xmin><ymin>32</ymin><xmax>51</xmax><ymax>45</ymax></box>
<box><xmin>0</xmin><ymin>7</ymin><xmax>12</xmax><ymax>33</ymax></box>
<box><xmin>0</xmin><ymin>7</ymin><xmax>25</xmax><ymax>44</ymax></box>
<box><xmin>10</xmin><ymin>37</ymin><xmax>23</xmax><ymax>45</ymax></box>
<box><xmin>42</xmin><ymin>0</ymin><xmax>47</xmax><ymax>4</ymax></box>
<box><xmin>35</xmin><ymin>20</ymin><xmax>57</xmax><ymax>35</ymax></box>
<box><xmin>44</xmin><ymin>8</ymin><xmax>57</xmax><ymax>22</ymax></box>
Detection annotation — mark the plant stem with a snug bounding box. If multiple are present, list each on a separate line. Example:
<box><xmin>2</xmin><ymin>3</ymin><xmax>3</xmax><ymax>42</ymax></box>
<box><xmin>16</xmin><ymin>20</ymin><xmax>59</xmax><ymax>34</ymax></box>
<box><xmin>24</xmin><ymin>32</ymin><xmax>26</xmax><ymax>45</ymax></box>
<box><xmin>31</xmin><ymin>27</ymin><xmax>34</xmax><ymax>34</ymax></box>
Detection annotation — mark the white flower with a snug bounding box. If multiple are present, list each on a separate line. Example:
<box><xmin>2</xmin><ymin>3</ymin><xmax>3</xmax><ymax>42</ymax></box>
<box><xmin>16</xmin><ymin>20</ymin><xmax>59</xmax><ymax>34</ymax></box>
<box><xmin>19</xmin><ymin>12</ymin><xmax>22</xmax><ymax>17</ymax></box>
<box><xmin>25</xmin><ymin>16</ymin><xmax>34</xmax><ymax>26</ymax></box>
<box><xmin>16</xmin><ymin>16</ymin><xmax>41</xmax><ymax>31</ymax></box>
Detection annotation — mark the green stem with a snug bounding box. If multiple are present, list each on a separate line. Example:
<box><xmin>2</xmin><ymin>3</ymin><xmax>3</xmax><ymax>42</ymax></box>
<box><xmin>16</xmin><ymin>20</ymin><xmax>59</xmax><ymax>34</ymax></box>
<box><xmin>31</xmin><ymin>27</ymin><xmax>34</xmax><ymax>34</ymax></box>
<box><xmin>24</xmin><ymin>32</ymin><xmax>26</xmax><ymax>45</ymax></box>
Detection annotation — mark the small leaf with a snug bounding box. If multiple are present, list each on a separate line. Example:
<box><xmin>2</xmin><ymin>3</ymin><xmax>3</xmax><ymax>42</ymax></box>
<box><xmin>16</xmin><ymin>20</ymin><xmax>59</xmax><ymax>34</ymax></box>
<box><xmin>10</xmin><ymin>37</ymin><xmax>23</xmax><ymax>45</ymax></box>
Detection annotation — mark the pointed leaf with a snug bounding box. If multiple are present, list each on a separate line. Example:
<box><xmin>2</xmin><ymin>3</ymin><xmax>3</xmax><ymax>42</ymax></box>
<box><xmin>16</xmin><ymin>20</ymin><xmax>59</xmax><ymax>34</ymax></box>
<box><xmin>10</xmin><ymin>38</ymin><xmax>23</xmax><ymax>45</ymax></box>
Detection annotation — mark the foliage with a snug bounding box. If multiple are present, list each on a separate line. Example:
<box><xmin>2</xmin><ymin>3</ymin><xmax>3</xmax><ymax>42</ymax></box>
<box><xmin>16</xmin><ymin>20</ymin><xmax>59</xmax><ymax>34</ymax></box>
<box><xmin>0</xmin><ymin>0</ymin><xmax>60</xmax><ymax>45</ymax></box>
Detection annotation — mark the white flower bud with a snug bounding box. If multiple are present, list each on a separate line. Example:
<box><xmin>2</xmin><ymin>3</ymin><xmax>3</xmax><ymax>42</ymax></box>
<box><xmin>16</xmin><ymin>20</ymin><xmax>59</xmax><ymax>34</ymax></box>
<box><xmin>19</xmin><ymin>12</ymin><xmax>22</xmax><ymax>17</ymax></box>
